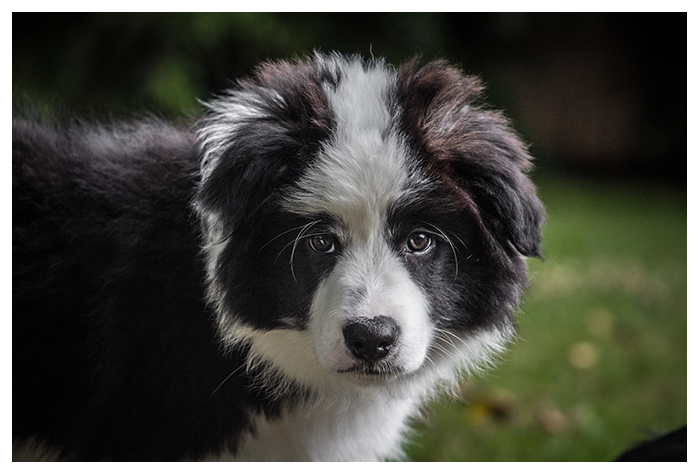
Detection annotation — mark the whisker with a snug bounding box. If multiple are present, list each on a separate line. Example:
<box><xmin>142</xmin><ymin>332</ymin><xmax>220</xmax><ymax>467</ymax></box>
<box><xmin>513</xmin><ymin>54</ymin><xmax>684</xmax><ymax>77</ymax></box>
<box><xmin>259</xmin><ymin>224</ymin><xmax>313</xmax><ymax>253</ymax></box>
<box><xmin>423</xmin><ymin>353</ymin><xmax>436</xmax><ymax>367</ymax></box>
<box><xmin>275</xmin><ymin>239</ymin><xmax>299</xmax><ymax>263</ymax></box>
<box><xmin>446</xmin><ymin>230</ymin><xmax>473</xmax><ymax>261</ymax></box>
<box><xmin>216</xmin><ymin>330</ymin><xmax>312</xmax><ymax>399</ymax></box>
<box><xmin>446</xmin><ymin>229</ymin><xmax>468</xmax><ymax>251</ymax></box>
<box><xmin>289</xmin><ymin>220</ymin><xmax>321</xmax><ymax>282</ymax></box>
<box><xmin>429</xmin><ymin>340</ymin><xmax>457</xmax><ymax>360</ymax></box>
<box><xmin>436</xmin><ymin>328</ymin><xmax>469</xmax><ymax>348</ymax></box>
<box><xmin>434</xmin><ymin>328</ymin><xmax>470</xmax><ymax>362</ymax></box>
<box><xmin>209</xmin><ymin>363</ymin><xmax>246</xmax><ymax>399</ymax></box>
<box><xmin>422</xmin><ymin>222</ymin><xmax>460</xmax><ymax>281</ymax></box>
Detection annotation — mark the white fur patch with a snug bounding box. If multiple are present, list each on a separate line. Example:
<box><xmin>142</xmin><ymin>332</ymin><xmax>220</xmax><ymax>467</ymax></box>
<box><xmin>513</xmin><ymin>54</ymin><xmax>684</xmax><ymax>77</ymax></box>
<box><xmin>207</xmin><ymin>325</ymin><xmax>513</xmax><ymax>461</ymax></box>
<box><xmin>283</xmin><ymin>58</ymin><xmax>431</xmax><ymax>230</ymax></box>
<box><xmin>210</xmin><ymin>389</ymin><xmax>420</xmax><ymax>461</ymax></box>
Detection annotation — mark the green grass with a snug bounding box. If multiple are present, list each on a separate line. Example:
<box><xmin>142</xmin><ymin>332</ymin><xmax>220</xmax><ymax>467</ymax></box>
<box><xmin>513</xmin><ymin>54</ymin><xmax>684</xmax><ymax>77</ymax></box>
<box><xmin>404</xmin><ymin>173</ymin><xmax>687</xmax><ymax>461</ymax></box>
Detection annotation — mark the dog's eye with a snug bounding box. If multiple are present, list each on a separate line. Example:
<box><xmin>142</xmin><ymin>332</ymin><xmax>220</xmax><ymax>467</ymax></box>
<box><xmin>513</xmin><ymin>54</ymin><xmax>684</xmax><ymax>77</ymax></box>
<box><xmin>406</xmin><ymin>232</ymin><xmax>432</xmax><ymax>253</ymax></box>
<box><xmin>308</xmin><ymin>234</ymin><xmax>336</xmax><ymax>254</ymax></box>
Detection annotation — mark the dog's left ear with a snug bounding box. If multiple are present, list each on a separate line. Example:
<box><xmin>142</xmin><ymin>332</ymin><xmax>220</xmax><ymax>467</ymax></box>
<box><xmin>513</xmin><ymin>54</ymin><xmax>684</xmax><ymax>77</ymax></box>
<box><xmin>453</xmin><ymin>147</ymin><xmax>545</xmax><ymax>258</ymax></box>
<box><xmin>398</xmin><ymin>60</ymin><xmax>545</xmax><ymax>258</ymax></box>
<box><xmin>444</xmin><ymin>105</ymin><xmax>545</xmax><ymax>258</ymax></box>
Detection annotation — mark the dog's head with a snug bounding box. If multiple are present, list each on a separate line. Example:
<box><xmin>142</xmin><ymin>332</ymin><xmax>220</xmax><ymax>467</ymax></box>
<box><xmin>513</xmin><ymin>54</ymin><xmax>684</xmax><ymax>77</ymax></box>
<box><xmin>195</xmin><ymin>54</ymin><xmax>544</xmax><ymax>394</ymax></box>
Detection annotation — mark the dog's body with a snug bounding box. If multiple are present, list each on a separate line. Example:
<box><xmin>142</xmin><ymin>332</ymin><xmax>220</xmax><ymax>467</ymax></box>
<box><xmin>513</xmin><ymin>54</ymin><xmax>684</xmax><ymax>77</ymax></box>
<box><xmin>13</xmin><ymin>54</ymin><xmax>544</xmax><ymax>461</ymax></box>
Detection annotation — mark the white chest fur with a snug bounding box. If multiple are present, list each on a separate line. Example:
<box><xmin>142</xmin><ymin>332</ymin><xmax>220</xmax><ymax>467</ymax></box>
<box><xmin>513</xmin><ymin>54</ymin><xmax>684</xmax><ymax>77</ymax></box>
<box><xmin>214</xmin><ymin>391</ymin><xmax>422</xmax><ymax>462</ymax></box>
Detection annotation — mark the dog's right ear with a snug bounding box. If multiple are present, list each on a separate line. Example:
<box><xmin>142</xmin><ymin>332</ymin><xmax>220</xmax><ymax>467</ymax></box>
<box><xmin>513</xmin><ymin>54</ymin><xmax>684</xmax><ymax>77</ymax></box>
<box><xmin>194</xmin><ymin>58</ymin><xmax>336</xmax><ymax>235</ymax></box>
<box><xmin>195</xmin><ymin>94</ymin><xmax>302</xmax><ymax>234</ymax></box>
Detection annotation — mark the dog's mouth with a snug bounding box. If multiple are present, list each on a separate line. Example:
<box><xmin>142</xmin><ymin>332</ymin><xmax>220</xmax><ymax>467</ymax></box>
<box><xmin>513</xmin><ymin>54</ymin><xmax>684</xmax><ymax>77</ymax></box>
<box><xmin>338</xmin><ymin>362</ymin><xmax>405</xmax><ymax>380</ymax></box>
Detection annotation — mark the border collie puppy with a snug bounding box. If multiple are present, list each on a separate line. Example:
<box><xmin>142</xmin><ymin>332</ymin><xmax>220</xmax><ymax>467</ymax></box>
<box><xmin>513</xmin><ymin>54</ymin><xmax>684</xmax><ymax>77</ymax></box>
<box><xmin>13</xmin><ymin>53</ymin><xmax>544</xmax><ymax>461</ymax></box>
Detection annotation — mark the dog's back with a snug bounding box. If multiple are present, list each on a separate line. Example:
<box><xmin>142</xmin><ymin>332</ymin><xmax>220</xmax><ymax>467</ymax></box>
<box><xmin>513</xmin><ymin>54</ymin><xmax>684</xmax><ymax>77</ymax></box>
<box><xmin>12</xmin><ymin>119</ymin><xmax>258</xmax><ymax>460</ymax></box>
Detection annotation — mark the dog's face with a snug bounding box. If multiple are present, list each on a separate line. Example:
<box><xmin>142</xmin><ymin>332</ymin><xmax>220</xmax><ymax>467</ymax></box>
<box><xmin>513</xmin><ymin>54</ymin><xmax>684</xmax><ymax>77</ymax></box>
<box><xmin>195</xmin><ymin>54</ymin><xmax>543</xmax><ymax>392</ymax></box>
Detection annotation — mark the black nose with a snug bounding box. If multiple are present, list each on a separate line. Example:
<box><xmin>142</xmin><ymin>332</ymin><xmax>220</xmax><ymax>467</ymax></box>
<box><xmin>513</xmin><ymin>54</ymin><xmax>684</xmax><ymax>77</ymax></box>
<box><xmin>343</xmin><ymin>316</ymin><xmax>399</xmax><ymax>362</ymax></box>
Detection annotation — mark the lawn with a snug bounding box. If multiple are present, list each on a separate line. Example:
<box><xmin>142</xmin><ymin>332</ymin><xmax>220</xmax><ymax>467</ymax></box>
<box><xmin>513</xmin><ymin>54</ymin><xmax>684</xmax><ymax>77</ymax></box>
<box><xmin>404</xmin><ymin>173</ymin><xmax>687</xmax><ymax>461</ymax></box>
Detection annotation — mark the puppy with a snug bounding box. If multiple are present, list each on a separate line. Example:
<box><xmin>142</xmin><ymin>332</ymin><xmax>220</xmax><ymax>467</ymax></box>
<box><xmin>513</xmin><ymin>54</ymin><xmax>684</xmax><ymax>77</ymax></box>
<box><xmin>12</xmin><ymin>53</ymin><xmax>544</xmax><ymax>461</ymax></box>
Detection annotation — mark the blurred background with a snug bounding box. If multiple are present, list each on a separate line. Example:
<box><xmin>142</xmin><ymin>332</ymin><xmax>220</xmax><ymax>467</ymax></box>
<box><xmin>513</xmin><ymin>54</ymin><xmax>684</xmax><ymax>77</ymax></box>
<box><xmin>13</xmin><ymin>13</ymin><xmax>687</xmax><ymax>461</ymax></box>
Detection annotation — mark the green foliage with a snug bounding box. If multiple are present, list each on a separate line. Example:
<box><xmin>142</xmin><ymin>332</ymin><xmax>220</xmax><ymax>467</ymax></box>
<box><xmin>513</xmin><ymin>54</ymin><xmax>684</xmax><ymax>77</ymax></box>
<box><xmin>12</xmin><ymin>13</ymin><xmax>453</xmax><ymax>117</ymax></box>
<box><xmin>404</xmin><ymin>174</ymin><xmax>686</xmax><ymax>461</ymax></box>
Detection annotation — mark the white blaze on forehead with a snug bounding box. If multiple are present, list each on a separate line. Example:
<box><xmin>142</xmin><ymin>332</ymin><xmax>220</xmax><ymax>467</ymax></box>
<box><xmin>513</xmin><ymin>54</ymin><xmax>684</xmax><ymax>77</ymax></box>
<box><xmin>283</xmin><ymin>61</ymin><xmax>419</xmax><ymax>237</ymax></box>
<box><xmin>279</xmin><ymin>61</ymin><xmax>437</xmax><ymax>377</ymax></box>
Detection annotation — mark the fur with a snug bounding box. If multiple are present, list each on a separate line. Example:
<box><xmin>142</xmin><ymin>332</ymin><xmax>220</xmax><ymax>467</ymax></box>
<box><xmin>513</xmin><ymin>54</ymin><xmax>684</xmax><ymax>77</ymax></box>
<box><xmin>12</xmin><ymin>53</ymin><xmax>544</xmax><ymax>461</ymax></box>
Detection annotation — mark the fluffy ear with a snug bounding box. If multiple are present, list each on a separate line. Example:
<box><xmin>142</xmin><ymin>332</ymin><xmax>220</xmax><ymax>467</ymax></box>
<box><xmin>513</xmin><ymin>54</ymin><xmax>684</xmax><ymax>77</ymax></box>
<box><xmin>397</xmin><ymin>60</ymin><xmax>545</xmax><ymax>258</ymax></box>
<box><xmin>194</xmin><ymin>58</ymin><xmax>336</xmax><ymax>234</ymax></box>
<box><xmin>454</xmin><ymin>152</ymin><xmax>545</xmax><ymax>258</ymax></box>
<box><xmin>441</xmin><ymin>108</ymin><xmax>545</xmax><ymax>258</ymax></box>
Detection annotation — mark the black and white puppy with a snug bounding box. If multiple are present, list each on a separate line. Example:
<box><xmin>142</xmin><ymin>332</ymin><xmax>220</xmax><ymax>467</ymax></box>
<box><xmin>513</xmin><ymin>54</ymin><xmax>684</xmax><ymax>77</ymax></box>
<box><xmin>12</xmin><ymin>53</ymin><xmax>544</xmax><ymax>461</ymax></box>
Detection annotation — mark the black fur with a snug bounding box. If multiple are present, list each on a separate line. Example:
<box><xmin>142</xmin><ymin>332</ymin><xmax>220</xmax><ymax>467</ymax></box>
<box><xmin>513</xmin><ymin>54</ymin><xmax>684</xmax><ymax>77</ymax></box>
<box><xmin>13</xmin><ymin>54</ymin><xmax>544</xmax><ymax>461</ymax></box>
<box><xmin>395</xmin><ymin>60</ymin><xmax>544</xmax><ymax>333</ymax></box>
<box><xmin>12</xmin><ymin>119</ymin><xmax>292</xmax><ymax>460</ymax></box>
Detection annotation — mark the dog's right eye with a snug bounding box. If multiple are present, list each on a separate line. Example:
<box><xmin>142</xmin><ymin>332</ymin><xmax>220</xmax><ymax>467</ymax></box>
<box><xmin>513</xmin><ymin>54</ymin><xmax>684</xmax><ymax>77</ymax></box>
<box><xmin>308</xmin><ymin>234</ymin><xmax>336</xmax><ymax>254</ymax></box>
<box><xmin>406</xmin><ymin>231</ymin><xmax>433</xmax><ymax>253</ymax></box>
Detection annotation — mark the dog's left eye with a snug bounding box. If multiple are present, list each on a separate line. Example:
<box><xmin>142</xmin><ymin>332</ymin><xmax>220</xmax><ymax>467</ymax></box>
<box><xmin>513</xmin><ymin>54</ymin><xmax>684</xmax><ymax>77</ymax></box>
<box><xmin>308</xmin><ymin>234</ymin><xmax>336</xmax><ymax>254</ymax></box>
<box><xmin>406</xmin><ymin>232</ymin><xmax>433</xmax><ymax>253</ymax></box>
